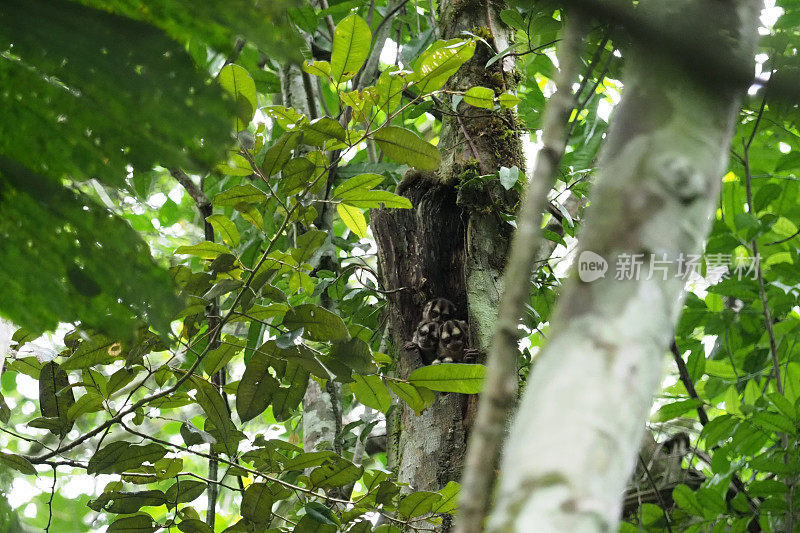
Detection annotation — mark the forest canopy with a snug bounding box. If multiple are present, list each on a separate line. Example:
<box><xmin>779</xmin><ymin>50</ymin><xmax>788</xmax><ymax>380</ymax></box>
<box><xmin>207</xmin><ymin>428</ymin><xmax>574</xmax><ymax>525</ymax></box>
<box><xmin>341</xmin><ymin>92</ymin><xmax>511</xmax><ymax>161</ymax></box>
<box><xmin>1</xmin><ymin>1</ymin><xmax>800</xmax><ymax>532</ymax></box>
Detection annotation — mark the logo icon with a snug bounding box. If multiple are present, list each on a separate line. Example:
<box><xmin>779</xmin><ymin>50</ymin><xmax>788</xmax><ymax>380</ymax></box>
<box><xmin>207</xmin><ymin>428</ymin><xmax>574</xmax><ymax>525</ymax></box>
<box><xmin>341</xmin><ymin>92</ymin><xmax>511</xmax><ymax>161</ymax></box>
<box><xmin>578</xmin><ymin>251</ymin><xmax>607</xmax><ymax>282</ymax></box>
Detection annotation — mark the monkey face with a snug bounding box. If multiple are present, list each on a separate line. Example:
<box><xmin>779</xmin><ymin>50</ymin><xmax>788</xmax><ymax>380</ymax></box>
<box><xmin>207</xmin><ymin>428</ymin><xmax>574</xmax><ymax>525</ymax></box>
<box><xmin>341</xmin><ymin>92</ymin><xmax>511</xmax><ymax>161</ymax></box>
<box><xmin>415</xmin><ymin>321</ymin><xmax>440</xmax><ymax>352</ymax></box>
<box><xmin>422</xmin><ymin>298</ymin><xmax>455</xmax><ymax>323</ymax></box>
<box><xmin>439</xmin><ymin>320</ymin><xmax>467</xmax><ymax>355</ymax></box>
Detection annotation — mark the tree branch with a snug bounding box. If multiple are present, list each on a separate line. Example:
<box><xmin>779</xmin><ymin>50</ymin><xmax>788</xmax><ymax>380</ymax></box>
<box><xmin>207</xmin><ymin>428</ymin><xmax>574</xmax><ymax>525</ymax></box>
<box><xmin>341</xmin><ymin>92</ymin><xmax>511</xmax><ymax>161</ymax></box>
<box><xmin>454</xmin><ymin>13</ymin><xmax>586</xmax><ymax>533</ymax></box>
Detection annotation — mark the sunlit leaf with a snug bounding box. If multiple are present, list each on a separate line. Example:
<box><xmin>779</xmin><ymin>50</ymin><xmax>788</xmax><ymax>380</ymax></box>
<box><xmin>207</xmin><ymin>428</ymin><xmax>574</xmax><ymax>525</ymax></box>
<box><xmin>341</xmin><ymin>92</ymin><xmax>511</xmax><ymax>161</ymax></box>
<box><xmin>330</xmin><ymin>14</ymin><xmax>371</xmax><ymax>83</ymax></box>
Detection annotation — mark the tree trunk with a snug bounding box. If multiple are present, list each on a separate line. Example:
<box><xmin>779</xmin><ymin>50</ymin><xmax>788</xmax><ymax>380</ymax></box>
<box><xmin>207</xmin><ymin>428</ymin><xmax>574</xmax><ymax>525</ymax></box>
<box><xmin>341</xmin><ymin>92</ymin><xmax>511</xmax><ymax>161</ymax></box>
<box><xmin>373</xmin><ymin>0</ymin><xmax>524</xmax><ymax>526</ymax></box>
<box><xmin>486</xmin><ymin>1</ymin><xmax>761</xmax><ymax>531</ymax></box>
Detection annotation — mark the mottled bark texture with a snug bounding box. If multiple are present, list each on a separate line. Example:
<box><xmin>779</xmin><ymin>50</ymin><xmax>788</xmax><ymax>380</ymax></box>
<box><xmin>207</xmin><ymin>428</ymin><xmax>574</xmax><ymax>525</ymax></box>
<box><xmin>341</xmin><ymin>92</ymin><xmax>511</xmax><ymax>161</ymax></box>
<box><xmin>372</xmin><ymin>0</ymin><xmax>525</xmax><ymax>527</ymax></box>
<box><xmin>487</xmin><ymin>1</ymin><xmax>761</xmax><ymax>531</ymax></box>
<box><xmin>280</xmin><ymin>63</ymin><xmax>342</xmax><ymax>454</ymax></box>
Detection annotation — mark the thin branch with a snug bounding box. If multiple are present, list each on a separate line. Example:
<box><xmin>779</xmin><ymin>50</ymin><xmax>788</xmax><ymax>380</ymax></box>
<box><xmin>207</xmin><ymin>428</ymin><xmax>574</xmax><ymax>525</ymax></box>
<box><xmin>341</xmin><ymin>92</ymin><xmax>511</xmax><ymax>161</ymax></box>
<box><xmin>454</xmin><ymin>13</ymin><xmax>587</xmax><ymax>533</ymax></box>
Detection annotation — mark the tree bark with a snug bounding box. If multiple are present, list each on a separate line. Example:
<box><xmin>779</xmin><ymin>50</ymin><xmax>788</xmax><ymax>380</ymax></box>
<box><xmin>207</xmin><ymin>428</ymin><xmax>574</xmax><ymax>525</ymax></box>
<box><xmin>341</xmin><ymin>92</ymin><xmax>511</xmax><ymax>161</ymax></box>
<box><xmin>486</xmin><ymin>1</ymin><xmax>761</xmax><ymax>531</ymax></box>
<box><xmin>373</xmin><ymin>0</ymin><xmax>525</xmax><ymax>528</ymax></box>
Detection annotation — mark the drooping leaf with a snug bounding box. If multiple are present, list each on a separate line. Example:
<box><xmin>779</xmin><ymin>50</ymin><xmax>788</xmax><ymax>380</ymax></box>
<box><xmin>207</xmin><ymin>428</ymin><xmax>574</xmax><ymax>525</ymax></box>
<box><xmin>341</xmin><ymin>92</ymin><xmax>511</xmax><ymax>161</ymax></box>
<box><xmin>350</xmin><ymin>375</ymin><xmax>392</xmax><ymax>413</ymax></box>
<box><xmin>386</xmin><ymin>381</ymin><xmax>435</xmax><ymax>414</ymax></box>
<box><xmin>218</xmin><ymin>64</ymin><xmax>257</xmax><ymax>131</ymax></box>
<box><xmin>433</xmin><ymin>481</ymin><xmax>460</xmax><ymax>513</ymax></box>
<box><xmin>408</xmin><ymin>363</ymin><xmax>485</xmax><ymax>394</ymax></box>
<box><xmin>330</xmin><ymin>14</ymin><xmax>371</xmax><ymax>83</ymax></box>
<box><xmin>174</xmin><ymin>241</ymin><xmax>230</xmax><ymax>260</ymax></box>
<box><xmin>165</xmin><ymin>479</ymin><xmax>207</xmax><ymax>507</ymax></box>
<box><xmin>0</xmin><ymin>452</ymin><xmax>36</xmax><ymax>475</ymax></box>
<box><xmin>292</xmin><ymin>230</ymin><xmax>328</xmax><ymax>263</ymax></box>
<box><xmin>190</xmin><ymin>376</ymin><xmax>237</xmax><ymax>453</ymax></box>
<box><xmin>236</xmin><ymin>346</ymin><xmax>280</xmax><ymax>422</ymax></box>
<box><xmin>337</xmin><ymin>203</ymin><xmax>368</xmax><ymax>238</ymax></box>
<box><xmin>411</xmin><ymin>38</ymin><xmax>476</xmax><ymax>93</ymax></box>
<box><xmin>241</xmin><ymin>483</ymin><xmax>274</xmax><ymax>524</ymax></box>
<box><xmin>89</xmin><ymin>490</ymin><xmax>167</xmax><ymax>514</ymax></box>
<box><xmin>372</xmin><ymin>127</ymin><xmax>441</xmax><ymax>171</ymax></box>
<box><xmin>38</xmin><ymin>361</ymin><xmax>75</xmax><ymax>437</ymax></box>
<box><xmin>206</xmin><ymin>214</ymin><xmax>241</xmax><ymax>247</ymax></box>
<box><xmin>61</xmin><ymin>336</ymin><xmax>119</xmax><ymax>371</ymax></box>
<box><xmin>204</xmin><ymin>336</ymin><xmax>245</xmax><ymax>376</ymax></box>
<box><xmin>262</xmin><ymin>131</ymin><xmax>303</xmax><ymax>177</ymax></box>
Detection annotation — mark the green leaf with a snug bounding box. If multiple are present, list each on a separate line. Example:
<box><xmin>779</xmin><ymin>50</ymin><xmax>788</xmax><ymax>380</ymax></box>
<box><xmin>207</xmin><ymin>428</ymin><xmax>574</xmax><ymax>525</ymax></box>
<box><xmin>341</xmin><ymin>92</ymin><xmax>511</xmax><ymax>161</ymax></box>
<box><xmin>66</xmin><ymin>392</ymin><xmax>104</xmax><ymax>421</ymax></box>
<box><xmin>337</xmin><ymin>203</ymin><xmax>368</xmax><ymax>238</ymax></box>
<box><xmin>241</xmin><ymin>483</ymin><xmax>274</xmax><ymax>524</ymax></box>
<box><xmin>672</xmin><ymin>484</ymin><xmax>704</xmax><ymax>516</ymax></box>
<box><xmin>206</xmin><ymin>214</ymin><xmax>240</xmax><ymax>247</ymax></box>
<box><xmin>284</xmin><ymin>304</ymin><xmax>350</xmax><ymax>342</ymax></box>
<box><xmin>341</xmin><ymin>190</ymin><xmax>412</xmax><ymax>209</ymax></box>
<box><xmin>294</xmin><ymin>515</ymin><xmax>337</xmax><ymax>533</ymax></box>
<box><xmin>751</xmin><ymin>412</ymin><xmax>796</xmax><ymax>435</ymax></box>
<box><xmin>280</xmin><ymin>157</ymin><xmax>316</xmax><ymax>195</ymax></box>
<box><xmin>215</xmin><ymin>152</ymin><xmax>255</xmax><ymax>176</ymax></box>
<box><xmin>218</xmin><ymin>64</ymin><xmax>257</xmax><ymax>131</ymax></box>
<box><xmin>310</xmin><ymin>458</ymin><xmax>364</xmax><ymax>489</ymax></box>
<box><xmin>178</xmin><ymin>520</ymin><xmax>214</xmax><ymax>533</ymax></box>
<box><xmin>303</xmin><ymin>60</ymin><xmax>332</xmax><ymax>79</ymax></box>
<box><xmin>498</xmin><ymin>92</ymin><xmax>521</xmax><ymax>108</ymax></box>
<box><xmin>88</xmin><ymin>441</ymin><xmax>168</xmax><ymax>474</ymax></box>
<box><xmin>0</xmin><ymin>159</ymin><xmax>180</xmax><ymax>338</ymax></box>
<box><xmin>373</xmin><ymin>127</ymin><xmax>441</xmax><ymax>171</ymax></box>
<box><xmin>464</xmin><ymin>86</ymin><xmax>495</xmax><ymax>109</ymax></box>
<box><xmin>305</xmin><ymin>502</ymin><xmax>340</xmax><ymax>526</ymax></box>
<box><xmin>409</xmin><ymin>363</ymin><xmax>486</xmax><ymax>394</ymax></box>
<box><xmin>292</xmin><ymin>230</ymin><xmax>328</xmax><ymax>263</ymax></box>
<box><xmin>411</xmin><ymin>38</ymin><xmax>476</xmax><ymax>93</ymax></box>
<box><xmin>303</xmin><ymin>117</ymin><xmax>347</xmax><ymax>146</ymax></box>
<box><xmin>0</xmin><ymin>451</ymin><xmax>36</xmax><ymax>475</ymax></box>
<box><xmin>213</xmin><ymin>184</ymin><xmax>268</xmax><ymax>206</ymax></box>
<box><xmin>386</xmin><ymin>381</ymin><xmax>435</xmax><ymax>414</ymax></box>
<box><xmin>107</xmin><ymin>514</ymin><xmax>157</xmax><ymax>533</ymax></box>
<box><xmin>236</xmin><ymin>347</ymin><xmax>280</xmax><ymax>422</ymax></box>
<box><xmin>262</xmin><ymin>131</ymin><xmax>302</xmax><ymax>177</ymax></box>
<box><xmin>284</xmin><ymin>451</ymin><xmax>339</xmax><ymax>471</ymax></box>
<box><xmin>0</xmin><ymin>0</ymin><xmax>234</xmax><ymax>186</ymax></box>
<box><xmin>165</xmin><ymin>480</ymin><xmax>207</xmax><ymax>507</ymax></box>
<box><xmin>375</xmin><ymin>67</ymin><xmax>406</xmax><ymax>114</ymax></box>
<box><xmin>90</xmin><ymin>490</ymin><xmax>167</xmax><ymax>514</ymax></box>
<box><xmin>330</xmin><ymin>14</ymin><xmax>371</xmax><ymax>83</ymax></box>
<box><xmin>204</xmin><ymin>336</ymin><xmax>245</xmax><ymax>376</ymax></box>
<box><xmin>398</xmin><ymin>491</ymin><xmax>442</xmax><ymax>518</ymax></box>
<box><xmin>333</xmin><ymin>174</ymin><xmax>386</xmax><ymax>197</ymax></box>
<box><xmin>433</xmin><ymin>481</ymin><xmax>460</xmax><ymax>513</ymax></box>
<box><xmin>652</xmin><ymin>399</ymin><xmax>702</xmax><ymax>422</ymax></box>
<box><xmin>351</xmin><ymin>375</ymin><xmax>392</xmax><ymax>413</ymax></box>
<box><xmin>62</xmin><ymin>335</ymin><xmax>119</xmax><ymax>370</ymax></box>
<box><xmin>329</xmin><ymin>338</ymin><xmax>376</xmax><ymax>374</ymax></box>
<box><xmin>190</xmin><ymin>376</ymin><xmax>237</xmax><ymax>453</ymax></box>
<box><xmin>38</xmin><ymin>361</ymin><xmax>75</xmax><ymax>437</ymax></box>
<box><xmin>175</xmin><ymin>241</ymin><xmax>230</xmax><ymax>260</ymax></box>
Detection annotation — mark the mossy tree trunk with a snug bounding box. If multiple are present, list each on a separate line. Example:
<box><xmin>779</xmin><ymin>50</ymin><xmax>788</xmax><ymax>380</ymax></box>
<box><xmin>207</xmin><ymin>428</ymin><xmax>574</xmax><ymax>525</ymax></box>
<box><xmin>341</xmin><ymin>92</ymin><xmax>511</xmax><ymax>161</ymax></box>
<box><xmin>372</xmin><ymin>0</ymin><xmax>525</xmax><ymax>528</ymax></box>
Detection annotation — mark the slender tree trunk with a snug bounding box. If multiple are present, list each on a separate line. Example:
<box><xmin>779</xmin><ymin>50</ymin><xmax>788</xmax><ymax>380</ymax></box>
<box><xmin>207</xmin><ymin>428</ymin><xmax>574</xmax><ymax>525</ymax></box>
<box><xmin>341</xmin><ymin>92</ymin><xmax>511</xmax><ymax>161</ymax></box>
<box><xmin>487</xmin><ymin>1</ymin><xmax>761</xmax><ymax>531</ymax></box>
<box><xmin>278</xmin><ymin>63</ymin><xmax>343</xmax><ymax>456</ymax></box>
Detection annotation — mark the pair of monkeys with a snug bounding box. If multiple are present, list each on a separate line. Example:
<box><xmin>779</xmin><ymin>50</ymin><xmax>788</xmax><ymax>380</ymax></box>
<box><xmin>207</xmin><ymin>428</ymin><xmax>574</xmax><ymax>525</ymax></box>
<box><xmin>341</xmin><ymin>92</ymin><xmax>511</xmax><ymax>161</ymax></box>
<box><xmin>403</xmin><ymin>298</ymin><xmax>479</xmax><ymax>365</ymax></box>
